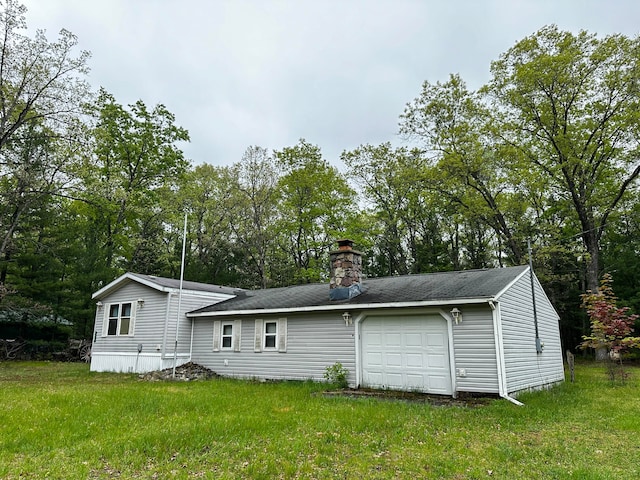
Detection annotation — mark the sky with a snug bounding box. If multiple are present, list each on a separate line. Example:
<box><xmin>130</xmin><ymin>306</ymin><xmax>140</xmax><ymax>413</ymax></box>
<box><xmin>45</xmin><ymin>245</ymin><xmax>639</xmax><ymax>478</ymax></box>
<box><xmin>20</xmin><ymin>0</ymin><xmax>640</xmax><ymax>167</ymax></box>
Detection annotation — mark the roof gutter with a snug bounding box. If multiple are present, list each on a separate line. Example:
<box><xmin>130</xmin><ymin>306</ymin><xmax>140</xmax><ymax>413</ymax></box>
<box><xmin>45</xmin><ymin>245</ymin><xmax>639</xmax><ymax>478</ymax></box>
<box><xmin>187</xmin><ymin>297</ymin><xmax>493</xmax><ymax>318</ymax></box>
<box><xmin>489</xmin><ymin>300</ymin><xmax>524</xmax><ymax>406</ymax></box>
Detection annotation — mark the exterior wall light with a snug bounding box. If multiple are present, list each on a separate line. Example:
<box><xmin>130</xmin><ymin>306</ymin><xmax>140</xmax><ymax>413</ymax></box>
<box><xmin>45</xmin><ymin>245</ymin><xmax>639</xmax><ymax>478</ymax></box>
<box><xmin>342</xmin><ymin>312</ymin><xmax>352</xmax><ymax>326</ymax></box>
<box><xmin>137</xmin><ymin>298</ymin><xmax>145</xmax><ymax>308</ymax></box>
<box><xmin>450</xmin><ymin>307</ymin><xmax>462</xmax><ymax>324</ymax></box>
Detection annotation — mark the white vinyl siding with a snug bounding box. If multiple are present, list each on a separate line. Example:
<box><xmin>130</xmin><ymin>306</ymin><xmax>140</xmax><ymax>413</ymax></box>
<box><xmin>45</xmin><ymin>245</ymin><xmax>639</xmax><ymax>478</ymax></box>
<box><xmin>91</xmin><ymin>280</ymin><xmax>235</xmax><ymax>373</ymax></box>
<box><xmin>192</xmin><ymin>313</ymin><xmax>354</xmax><ymax>384</ymax></box>
<box><xmin>451</xmin><ymin>305</ymin><xmax>500</xmax><ymax>394</ymax></box>
<box><xmin>497</xmin><ymin>271</ymin><xmax>564</xmax><ymax>394</ymax></box>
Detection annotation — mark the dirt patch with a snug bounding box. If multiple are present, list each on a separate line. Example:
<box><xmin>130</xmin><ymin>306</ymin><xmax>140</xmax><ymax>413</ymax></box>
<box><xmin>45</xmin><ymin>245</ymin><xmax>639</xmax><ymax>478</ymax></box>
<box><xmin>139</xmin><ymin>362</ymin><xmax>220</xmax><ymax>382</ymax></box>
<box><xmin>320</xmin><ymin>388</ymin><xmax>497</xmax><ymax>407</ymax></box>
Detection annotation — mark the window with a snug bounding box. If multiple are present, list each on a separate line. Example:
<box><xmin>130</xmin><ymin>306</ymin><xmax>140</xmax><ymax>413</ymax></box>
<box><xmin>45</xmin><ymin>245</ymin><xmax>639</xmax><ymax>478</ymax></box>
<box><xmin>105</xmin><ymin>302</ymin><xmax>133</xmax><ymax>336</ymax></box>
<box><xmin>221</xmin><ymin>323</ymin><xmax>233</xmax><ymax>349</ymax></box>
<box><xmin>213</xmin><ymin>320</ymin><xmax>241</xmax><ymax>352</ymax></box>
<box><xmin>254</xmin><ymin>318</ymin><xmax>287</xmax><ymax>352</ymax></box>
<box><xmin>264</xmin><ymin>321</ymin><xmax>277</xmax><ymax>349</ymax></box>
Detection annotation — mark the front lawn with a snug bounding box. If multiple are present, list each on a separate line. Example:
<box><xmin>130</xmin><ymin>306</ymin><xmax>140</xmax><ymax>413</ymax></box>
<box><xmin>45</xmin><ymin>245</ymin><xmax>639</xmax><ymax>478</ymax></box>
<box><xmin>0</xmin><ymin>361</ymin><xmax>638</xmax><ymax>479</ymax></box>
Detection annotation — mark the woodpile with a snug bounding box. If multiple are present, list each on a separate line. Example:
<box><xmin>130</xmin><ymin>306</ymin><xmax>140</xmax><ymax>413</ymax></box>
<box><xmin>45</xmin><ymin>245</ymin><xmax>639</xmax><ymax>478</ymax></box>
<box><xmin>139</xmin><ymin>362</ymin><xmax>219</xmax><ymax>381</ymax></box>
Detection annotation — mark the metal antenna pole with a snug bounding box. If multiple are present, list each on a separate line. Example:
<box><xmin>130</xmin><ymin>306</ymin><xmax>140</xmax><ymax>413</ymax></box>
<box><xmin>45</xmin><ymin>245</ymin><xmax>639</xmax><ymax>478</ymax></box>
<box><xmin>528</xmin><ymin>239</ymin><xmax>541</xmax><ymax>353</ymax></box>
<box><xmin>172</xmin><ymin>212</ymin><xmax>188</xmax><ymax>377</ymax></box>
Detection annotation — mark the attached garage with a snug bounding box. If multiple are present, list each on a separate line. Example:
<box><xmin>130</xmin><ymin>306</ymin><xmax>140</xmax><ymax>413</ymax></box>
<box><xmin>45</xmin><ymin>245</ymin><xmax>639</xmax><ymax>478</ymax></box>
<box><xmin>187</xmin><ymin>240</ymin><xmax>565</xmax><ymax>400</ymax></box>
<box><xmin>360</xmin><ymin>314</ymin><xmax>452</xmax><ymax>395</ymax></box>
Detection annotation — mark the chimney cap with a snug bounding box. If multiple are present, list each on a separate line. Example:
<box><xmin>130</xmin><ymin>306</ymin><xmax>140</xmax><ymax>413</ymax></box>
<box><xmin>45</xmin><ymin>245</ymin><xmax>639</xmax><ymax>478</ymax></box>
<box><xmin>330</xmin><ymin>238</ymin><xmax>361</xmax><ymax>256</ymax></box>
<box><xmin>336</xmin><ymin>239</ymin><xmax>354</xmax><ymax>250</ymax></box>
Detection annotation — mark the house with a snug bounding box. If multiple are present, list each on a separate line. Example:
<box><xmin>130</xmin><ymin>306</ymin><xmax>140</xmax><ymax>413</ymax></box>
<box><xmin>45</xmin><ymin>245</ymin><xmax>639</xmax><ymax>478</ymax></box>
<box><xmin>90</xmin><ymin>272</ymin><xmax>242</xmax><ymax>373</ymax></box>
<box><xmin>186</xmin><ymin>240</ymin><xmax>564</xmax><ymax>401</ymax></box>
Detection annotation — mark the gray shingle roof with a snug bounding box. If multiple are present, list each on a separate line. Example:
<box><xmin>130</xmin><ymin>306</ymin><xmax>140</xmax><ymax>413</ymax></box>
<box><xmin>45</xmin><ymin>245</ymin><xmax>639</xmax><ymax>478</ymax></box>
<box><xmin>189</xmin><ymin>265</ymin><xmax>528</xmax><ymax>315</ymax></box>
<box><xmin>129</xmin><ymin>273</ymin><xmax>243</xmax><ymax>296</ymax></box>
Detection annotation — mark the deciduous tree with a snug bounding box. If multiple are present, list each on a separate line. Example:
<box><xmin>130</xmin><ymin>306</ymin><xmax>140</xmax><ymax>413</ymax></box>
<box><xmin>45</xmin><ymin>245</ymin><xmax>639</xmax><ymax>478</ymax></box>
<box><xmin>581</xmin><ymin>274</ymin><xmax>640</xmax><ymax>380</ymax></box>
<box><xmin>400</xmin><ymin>74</ymin><xmax>531</xmax><ymax>266</ymax></box>
<box><xmin>0</xmin><ymin>0</ymin><xmax>90</xmax><ymax>150</ymax></box>
<box><xmin>274</xmin><ymin>139</ymin><xmax>355</xmax><ymax>283</ymax></box>
<box><xmin>487</xmin><ymin>26</ymin><xmax>640</xmax><ymax>291</ymax></box>
<box><xmin>75</xmin><ymin>89</ymin><xmax>189</xmax><ymax>276</ymax></box>
<box><xmin>229</xmin><ymin>146</ymin><xmax>280</xmax><ymax>289</ymax></box>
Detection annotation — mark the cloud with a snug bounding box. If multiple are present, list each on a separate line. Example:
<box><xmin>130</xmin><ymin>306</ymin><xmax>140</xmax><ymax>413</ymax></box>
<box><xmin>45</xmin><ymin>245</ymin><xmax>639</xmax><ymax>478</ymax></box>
<box><xmin>20</xmin><ymin>0</ymin><xmax>640</xmax><ymax>166</ymax></box>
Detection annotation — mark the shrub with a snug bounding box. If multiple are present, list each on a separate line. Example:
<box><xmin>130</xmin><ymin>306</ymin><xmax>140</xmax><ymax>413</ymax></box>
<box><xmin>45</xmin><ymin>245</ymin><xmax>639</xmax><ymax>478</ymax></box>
<box><xmin>580</xmin><ymin>274</ymin><xmax>640</xmax><ymax>382</ymax></box>
<box><xmin>324</xmin><ymin>362</ymin><xmax>349</xmax><ymax>389</ymax></box>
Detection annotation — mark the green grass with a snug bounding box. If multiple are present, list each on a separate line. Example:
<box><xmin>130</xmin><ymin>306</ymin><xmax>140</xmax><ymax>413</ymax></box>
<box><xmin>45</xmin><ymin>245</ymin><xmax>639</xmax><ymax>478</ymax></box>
<box><xmin>1</xmin><ymin>361</ymin><xmax>639</xmax><ymax>479</ymax></box>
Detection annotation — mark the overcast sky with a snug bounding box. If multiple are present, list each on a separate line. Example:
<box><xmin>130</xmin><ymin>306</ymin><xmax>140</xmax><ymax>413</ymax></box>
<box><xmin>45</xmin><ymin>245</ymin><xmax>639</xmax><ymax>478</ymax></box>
<box><xmin>20</xmin><ymin>0</ymin><xmax>640</xmax><ymax>167</ymax></box>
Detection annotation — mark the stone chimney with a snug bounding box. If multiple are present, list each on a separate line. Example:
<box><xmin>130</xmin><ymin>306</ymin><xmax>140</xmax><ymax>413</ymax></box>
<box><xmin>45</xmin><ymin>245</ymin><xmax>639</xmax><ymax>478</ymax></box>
<box><xmin>329</xmin><ymin>239</ymin><xmax>362</xmax><ymax>301</ymax></box>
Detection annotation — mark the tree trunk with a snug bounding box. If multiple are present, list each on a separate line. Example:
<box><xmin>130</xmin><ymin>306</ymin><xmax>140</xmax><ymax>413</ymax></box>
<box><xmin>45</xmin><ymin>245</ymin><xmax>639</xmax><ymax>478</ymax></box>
<box><xmin>582</xmin><ymin>227</ymin><xmax>600</xmax><ymax>293</ymax></box>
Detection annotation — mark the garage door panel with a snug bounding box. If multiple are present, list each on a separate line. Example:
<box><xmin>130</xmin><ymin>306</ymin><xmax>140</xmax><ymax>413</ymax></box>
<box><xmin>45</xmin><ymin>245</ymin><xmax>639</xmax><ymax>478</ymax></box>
<box><xmin>386</xmin><ymin>333</ymin><xmax>401</xmax><ymax>347</ymax></box>
<box><xmin>361</xmin><ymin>315</ymin><xmax>452</xmax><ymax>395</ymax></box>
<box><xmin>427</xmin><ymin>354</ymin><xmax>446</xmax><ymax>368</ymax></box>
<box><xmin>387</xmin><ymin>373</ymin><xmax>403</xmax><ymax>385</ymax></box>
<box><xmin>406</xmin><ymin>374</ymin><xmax>424</xmax><ymax>388</ymax></box>
<box><xmin>406</xmin><ymin>353</ymin><xmax>423</xmax><ymax>368</ymax></box>
<box><xmin>386</xmin><ymin>353</ymin><xmax>402</xmax><ymax>367</ymax></box>
<box><xmin>427</xmin><ymin>333</ymin><xmax>445</xmax><ymax>347</ymax></box>
<box><xmin>366</xmin><ymin>333</ymin><xmax>382</xmax><ymax>347</ymax></box>
<box><xmin>428</xmin><ymin>375</ymin><xmax>450</xmax><ymax>393</ymax></box>
<box><xmin>368</xmin><ymin>352</ymin><xmax>383</xmax><ymax>366</ymax></box>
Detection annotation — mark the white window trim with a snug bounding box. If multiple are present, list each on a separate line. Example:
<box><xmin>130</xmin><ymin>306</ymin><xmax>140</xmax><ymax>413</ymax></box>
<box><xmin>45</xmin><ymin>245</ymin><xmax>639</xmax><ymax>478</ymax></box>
<box><xmin>254</xmin><ymin>318</ymin><xmax>287</xmax><ymax>353</ymax></box>
<box><xmin>263</xmin><ymin>320</ymin><xmax>278</xmax><ymax>350</ymax></box>
<box><xmin>102</xmin><ymin>301</ymin><xmax>136</xmax><ymax>337</ymax></box>
<box><xmin>221</xmin><ymin>323</ymin><xmax>234</xmax><ymax>350</ymax></box>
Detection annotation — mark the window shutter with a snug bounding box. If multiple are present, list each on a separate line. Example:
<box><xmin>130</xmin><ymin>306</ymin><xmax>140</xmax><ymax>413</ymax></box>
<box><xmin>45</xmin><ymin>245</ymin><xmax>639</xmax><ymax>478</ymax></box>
<box><xmin>213</xmin><ymin>320</ymin><xmax>221</xmax><ymax>352</ymax></box>
<box><xmin>233</xmin><ymin>320</ymin><xmax>242</xmax><ymax>352</ymax></box>
<box><xmin>254</xmin><ymin>319</ymin><xmax>263</xmax><ymax>352</ymax></box>
<box><xmin>129</xmin><ymin>301</ymin><xmax>137</xmax><ymax>336</ymax></box>
<box><xmin>101</xmin><ymin>304</ymin><xmax>108</xmax><ymax>337</ymax></box>
<box><xmin>278</xmin><ymin>318</ymin><xmax>287</xmax><ymax>353</ymax></box>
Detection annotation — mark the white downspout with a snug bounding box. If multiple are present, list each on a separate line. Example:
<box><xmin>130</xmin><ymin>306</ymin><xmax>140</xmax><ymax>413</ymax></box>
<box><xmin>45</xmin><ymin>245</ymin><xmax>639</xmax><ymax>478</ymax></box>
<box><xmin>490</xmin><ymin>300</ymin><xmax>524</xmax><ymax>406</ymax></box>
<box><xmin>442</xmin><ymin>309</ymin><xmax>457</xmax><ymax>398</ymax></box>
<box><xmin>354</xmin><ymin>312</ymin><xmax>366</xmax><ymax>388</ymax></box>
<box><xmin>189</xmin><ymin>316</ymin><xmax>194</xmax><ymax>363</ymax></box>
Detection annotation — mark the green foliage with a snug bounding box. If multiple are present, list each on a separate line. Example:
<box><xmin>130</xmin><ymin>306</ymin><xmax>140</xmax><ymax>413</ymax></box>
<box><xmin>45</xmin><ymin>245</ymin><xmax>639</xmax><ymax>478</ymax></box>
<box><xmin>0</xmin><ymin>0</ymin><xmax>90</xmax><ymax>154</ymax></box>
<box><xmin>323</xmin><ymin>362</ymin><xmax>349</xmax><ymax>388</ymax></box>
<box><xmin>274</xmin><ymin>139</ymin><xmax>356</xmax><ymax>284</ymax></box>
<box><xmin>399</xmin><ymin>74</ymin><xmax>530</xmax><ymax>267</ymax></box>
<box><xmin>486</xmin><ymin>25</ymin><xmax>640</xmax><ymax>291</ymax></box>
<box><xmin>77</xmin><ymin>88</ymin><xmax>190</xmax><ymax>272</ymax></box>
<box><xmin>2</xmin><ymin>6</ymin><xmax>640</xmax><ymax>359</ymax></box>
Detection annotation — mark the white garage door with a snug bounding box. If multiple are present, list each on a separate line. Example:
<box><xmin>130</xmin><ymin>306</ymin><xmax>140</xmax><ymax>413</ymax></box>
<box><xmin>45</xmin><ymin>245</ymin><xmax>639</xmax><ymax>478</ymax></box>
<box><xmin>361</xmin><ymin>315</ymin><xmax>452</xmax><ymax>395</ymax></box>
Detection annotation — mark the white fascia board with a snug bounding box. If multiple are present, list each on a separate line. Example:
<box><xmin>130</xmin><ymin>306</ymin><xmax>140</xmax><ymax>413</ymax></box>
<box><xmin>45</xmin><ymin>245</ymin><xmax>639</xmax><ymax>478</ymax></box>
<box><xmin>167</xmin><ymin>289</ymin><xmax>236</xmax><ymax>301</ymax></box>
<box><xmin>187</xmin><ymin>297</ymin><xmax>494</xmax><ymax>318</ymax></box>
